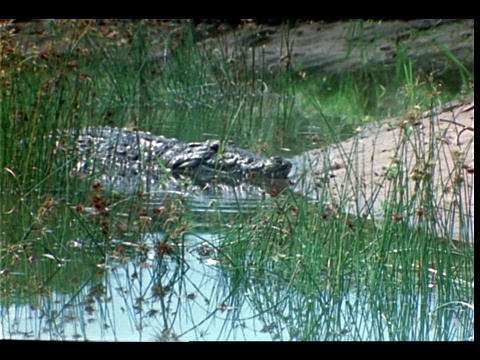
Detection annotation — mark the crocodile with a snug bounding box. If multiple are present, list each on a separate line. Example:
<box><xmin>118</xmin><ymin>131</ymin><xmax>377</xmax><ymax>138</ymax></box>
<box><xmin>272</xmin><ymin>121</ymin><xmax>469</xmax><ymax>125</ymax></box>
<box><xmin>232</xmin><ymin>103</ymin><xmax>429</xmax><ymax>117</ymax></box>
<box><xmin>60</xmin><ymin>127</ymin><xmax>292</xmax><ymax>195</ymax></box>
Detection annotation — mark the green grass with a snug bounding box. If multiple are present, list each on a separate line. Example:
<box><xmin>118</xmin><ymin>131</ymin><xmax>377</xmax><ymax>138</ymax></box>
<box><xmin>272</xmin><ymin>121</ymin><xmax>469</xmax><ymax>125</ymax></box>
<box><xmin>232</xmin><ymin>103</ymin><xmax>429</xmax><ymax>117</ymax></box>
<box><xmin>217</xmin><ymin>187</ymin><xmax>474</xmax><ymax>340</ymax></box>
<box><xmin>0</xmin><ymin>19</ymin><xmax>474</xmax><ymax>341</ymax></box>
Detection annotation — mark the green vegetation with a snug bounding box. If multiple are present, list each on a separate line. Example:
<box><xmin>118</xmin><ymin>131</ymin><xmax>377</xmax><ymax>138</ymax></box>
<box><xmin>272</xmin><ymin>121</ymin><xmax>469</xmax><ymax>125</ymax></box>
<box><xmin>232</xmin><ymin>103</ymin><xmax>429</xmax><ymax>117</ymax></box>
<box><xmin>0</xmin><ymin>19</ymin><xmax>474</xmax><ymax>341</ymax></box>
<box><xmin>218</xmin><ymin>185</ymin><xmax>473</xmax><ymax>340</ymax></box>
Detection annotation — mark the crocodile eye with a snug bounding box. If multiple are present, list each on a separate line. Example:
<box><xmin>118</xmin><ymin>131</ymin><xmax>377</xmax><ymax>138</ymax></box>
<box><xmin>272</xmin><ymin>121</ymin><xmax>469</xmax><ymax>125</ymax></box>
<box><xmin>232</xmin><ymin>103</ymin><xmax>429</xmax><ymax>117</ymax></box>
<box><xmin>187</xmin><ymin>142</ymin><xmax>202</xmax><ymax>148</ymax></box>
<box><xmin>209</xmin><ymin>142</ymin><xmax>220</xmax><ymax>152</ymax></box>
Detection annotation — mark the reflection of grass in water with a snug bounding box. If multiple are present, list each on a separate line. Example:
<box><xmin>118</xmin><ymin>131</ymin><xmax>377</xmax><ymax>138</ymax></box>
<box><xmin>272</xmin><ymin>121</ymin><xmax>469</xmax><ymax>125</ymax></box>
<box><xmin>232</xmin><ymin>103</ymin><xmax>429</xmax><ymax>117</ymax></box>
<box><xmin>218</xmin><ymin>186</ymin><xmax>474</xmax><ymax>340</ymax></box>
<box><xmin>0</xmin><ymin>19</ymin><xmax>474</xmax><ymax>341</ymax></box>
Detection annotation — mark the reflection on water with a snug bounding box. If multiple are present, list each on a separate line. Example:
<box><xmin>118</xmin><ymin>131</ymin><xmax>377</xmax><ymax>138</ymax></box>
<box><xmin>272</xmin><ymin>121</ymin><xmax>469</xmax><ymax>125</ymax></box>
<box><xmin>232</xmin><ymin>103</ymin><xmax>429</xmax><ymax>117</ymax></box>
<box><xmin>148</xmin><ymin>187</ymin><xmax>271</xmax><ymax>215</ymax></box>
<box><xmin>0</xmin><ymin>233</ymin><xmax>284</xmax><ymax>341</ymax></box>
<box><xmin>0</xmin><ymin>229</ymin><xmax>473</xmax><ymax>341</ymax></box>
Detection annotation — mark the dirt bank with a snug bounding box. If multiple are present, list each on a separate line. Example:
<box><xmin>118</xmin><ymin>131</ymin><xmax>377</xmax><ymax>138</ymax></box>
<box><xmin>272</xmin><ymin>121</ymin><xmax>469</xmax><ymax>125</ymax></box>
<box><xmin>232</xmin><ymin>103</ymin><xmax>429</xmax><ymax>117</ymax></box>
<box><xmin>197</xmin><ymin>19</ymin><xmax>474</xmax><ymax>80</ymax></box>
<box><xmin>4</xmin><ymin>19</ymin><xmax>474</xmax><ymax>79</ymax></box>
<box><xmin>290</xmin><ymin>100</ymin><xmax>474</xmax><ymax>243</ymax></box>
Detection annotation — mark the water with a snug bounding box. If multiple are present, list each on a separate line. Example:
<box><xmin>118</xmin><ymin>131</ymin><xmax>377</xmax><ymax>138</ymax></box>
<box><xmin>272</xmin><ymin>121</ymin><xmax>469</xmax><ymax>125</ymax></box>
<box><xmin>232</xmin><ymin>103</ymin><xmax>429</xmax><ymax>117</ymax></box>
<box><xmin>1</xmin><ymin>228</ymin><xmax>473</xmax><ymax>341</ymax></box>
<box><xmin>0</xmin><ymin>122</ymin><xmax>473</xmax><ymax>341</ymax></box>
<box><xmin>0</xmin><ymin>233</ymin><xmax>285</xmax><ymax>341</ymax></box>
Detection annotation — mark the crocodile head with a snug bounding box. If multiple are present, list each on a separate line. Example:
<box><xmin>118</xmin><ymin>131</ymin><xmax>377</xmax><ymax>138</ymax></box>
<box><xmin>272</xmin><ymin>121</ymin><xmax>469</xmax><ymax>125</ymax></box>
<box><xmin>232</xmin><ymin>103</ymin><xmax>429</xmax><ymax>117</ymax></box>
<box><xmin>195</xmin><ymin>143</ymin><xmax>292</xmax><ymax>185</ymax></box>
<box><xmin>243</xmin><ymin>155</ymin><xmax>292</xmax><ymax>180</ymax></box>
